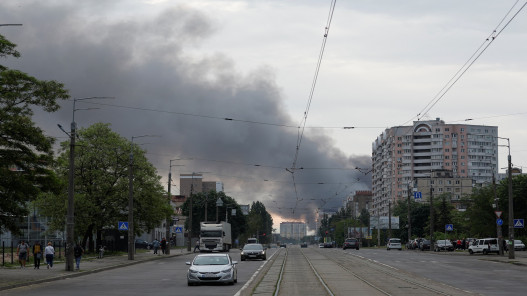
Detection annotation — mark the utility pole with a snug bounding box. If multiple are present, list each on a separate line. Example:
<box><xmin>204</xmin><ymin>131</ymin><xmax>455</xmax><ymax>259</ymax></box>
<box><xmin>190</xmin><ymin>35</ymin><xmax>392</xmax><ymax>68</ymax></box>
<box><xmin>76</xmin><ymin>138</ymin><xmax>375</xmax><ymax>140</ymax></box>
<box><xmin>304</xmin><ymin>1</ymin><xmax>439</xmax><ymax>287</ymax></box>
<box><xmin>430</xmin><ymin>170</ymin><xmax>434</xmax><ymax>245</ymax></box>
<box><xmin>407</xmin><ymin>182</ymin><xmax>412</xmax><ymax>242</ymax></box>
<box><xmin>128</xmin><ymin>134</ymin><xmax>157</xmax><ymax>260</ymax></box>
<box><xmin>166</xmin><ymin>160</ymin><xmax>183</xmax><ymax>255</ymax></box>
<box><xmin>492</xmin><ymin>174</ymin><xmax>504</xmax><ymax>256</ymax></box>
<box><xmin>60</xmin><ymin>97</ymin><xmax>109</xmax><ymax>271</ymax></box>
<box><xmin>506</xmin><ymin>139</ymin><xmax>515</xmax><ymax>259</ymax></box>
<box><xmin>388</xmin><ymin>199</ymin><xmax>392</xmax><ymax>239</ymax></box>
<box><xmin>187</xmin><ymin>177</ymin><xmax>195</xmax><ymax>252</ymax></box>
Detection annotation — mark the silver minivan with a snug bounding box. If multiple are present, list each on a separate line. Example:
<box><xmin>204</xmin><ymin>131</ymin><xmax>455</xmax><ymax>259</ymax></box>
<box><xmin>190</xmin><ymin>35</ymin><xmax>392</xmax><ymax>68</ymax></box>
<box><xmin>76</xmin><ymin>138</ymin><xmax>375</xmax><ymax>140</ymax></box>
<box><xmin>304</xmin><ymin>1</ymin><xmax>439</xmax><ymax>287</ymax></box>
<box><xmin>468</xmin><ymin>238</ymin><xmax>499</xmax><ymax>255</ymax></box>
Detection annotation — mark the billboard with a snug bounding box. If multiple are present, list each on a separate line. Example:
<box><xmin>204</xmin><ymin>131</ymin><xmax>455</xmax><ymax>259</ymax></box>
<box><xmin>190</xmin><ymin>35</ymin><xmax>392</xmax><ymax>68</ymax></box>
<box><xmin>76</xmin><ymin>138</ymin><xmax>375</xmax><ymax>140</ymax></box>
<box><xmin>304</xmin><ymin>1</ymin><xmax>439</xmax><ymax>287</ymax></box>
<box><xmin>369</xmin><ymin>216</ymin><xmax>400</xmax><ymax>230</ymax></box>
<box><xmin>347</xmin><ymin>227</ymin><xmax>368</xmax><ymax>238</ymax></box>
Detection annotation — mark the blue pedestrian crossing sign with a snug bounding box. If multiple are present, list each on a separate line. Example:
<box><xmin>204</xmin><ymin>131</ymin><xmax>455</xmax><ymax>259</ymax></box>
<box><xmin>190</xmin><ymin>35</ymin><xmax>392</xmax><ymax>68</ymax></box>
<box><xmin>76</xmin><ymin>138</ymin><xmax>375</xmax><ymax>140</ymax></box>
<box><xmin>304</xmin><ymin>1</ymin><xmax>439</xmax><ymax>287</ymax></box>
<box><xmin>414</xmin><ymin>192</ymin><xmax>422</xmax><ymax>200</ymax></box>
<box><xmin>174</xmin><ymin>226</ymin><xmax>183</xmax><ymax>233</ymax></box>
<box><xmin>445</xmin><ymin>224</ymin><xmax>453</xmax><ymax>231</ymax></box>
<box><xmin>513</xmin><ymin>219</ymin><xmax>524</xmax><ymax>228</ymax></box>
<box><xmin>118</xmin><ymin>221</ymin><xmax>129</xmax><ymax>231</ymax></box>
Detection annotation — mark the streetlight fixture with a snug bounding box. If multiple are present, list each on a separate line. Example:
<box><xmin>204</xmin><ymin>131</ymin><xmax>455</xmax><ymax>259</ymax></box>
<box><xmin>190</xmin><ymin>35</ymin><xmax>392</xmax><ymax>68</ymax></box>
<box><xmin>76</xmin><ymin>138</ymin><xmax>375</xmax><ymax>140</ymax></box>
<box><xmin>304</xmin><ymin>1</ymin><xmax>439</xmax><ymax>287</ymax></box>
<box><xmin>496</xmin><ymin>137</ymin><xmax>515</xmax><ymax>259</ymax></box>
<box><xmin>59</xmin><ymin>96</ymin><xmax>111</xmax><ymax>272</ymax></box>
<box><xmin>216</xmin><ymin>197</ymin><xmax>224</xmax><ymax>222</ymax></box>
<box><xmin>166</xmin><ymin>159</ymin><xmax>184</xmax><ymax>255</ymax></box>
<box><xmin>128</xmin><ymin>134</ymin><xmax>158</xmax><ymax>260</ymax></box>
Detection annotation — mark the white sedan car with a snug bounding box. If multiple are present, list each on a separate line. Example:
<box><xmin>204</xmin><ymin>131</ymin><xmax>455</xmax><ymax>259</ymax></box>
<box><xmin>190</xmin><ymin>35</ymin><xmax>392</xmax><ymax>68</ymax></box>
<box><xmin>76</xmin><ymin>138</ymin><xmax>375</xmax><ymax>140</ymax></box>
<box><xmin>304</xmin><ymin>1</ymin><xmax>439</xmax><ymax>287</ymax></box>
<box><xmin>387</xmin><ymin>238</ymin><xmax>402</xmax><ymax>250</ymax></box>
<box><xmin>186</xmin><ymin>253</ymin><xmax>238</xmax><ymax>286</ymax></box>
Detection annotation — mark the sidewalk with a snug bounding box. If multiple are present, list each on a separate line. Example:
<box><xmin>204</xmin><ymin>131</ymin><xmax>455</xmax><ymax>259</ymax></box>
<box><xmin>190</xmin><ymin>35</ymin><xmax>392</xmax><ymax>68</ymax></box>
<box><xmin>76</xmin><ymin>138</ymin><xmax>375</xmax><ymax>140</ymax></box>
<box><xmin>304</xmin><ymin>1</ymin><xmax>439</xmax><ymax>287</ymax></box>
<box><xmin>0</xmin><ymin>248</ymin><xmax>192</xmax><ymax>291</ymax></box>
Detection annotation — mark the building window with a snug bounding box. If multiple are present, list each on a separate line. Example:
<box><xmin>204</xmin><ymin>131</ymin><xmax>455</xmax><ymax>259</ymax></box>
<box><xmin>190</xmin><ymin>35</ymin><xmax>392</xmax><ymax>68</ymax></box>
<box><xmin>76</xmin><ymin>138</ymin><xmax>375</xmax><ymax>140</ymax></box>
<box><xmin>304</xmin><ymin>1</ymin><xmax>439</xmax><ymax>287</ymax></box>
<box><xmin>445</xmin><ymin>128</ymin><xmax>450</xmax><ymax>131</ymax></box>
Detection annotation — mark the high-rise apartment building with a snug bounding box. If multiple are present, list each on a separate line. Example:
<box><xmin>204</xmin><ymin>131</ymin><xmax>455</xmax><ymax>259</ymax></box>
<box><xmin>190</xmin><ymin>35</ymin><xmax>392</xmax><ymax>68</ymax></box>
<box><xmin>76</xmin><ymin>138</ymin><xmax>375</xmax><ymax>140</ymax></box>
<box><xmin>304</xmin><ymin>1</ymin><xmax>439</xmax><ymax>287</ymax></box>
<box><xmin>371</xmin><ymin>118</ymin><xmax>498</xmax><ymax>216</ymax></box>
<box><xmin>179</xmin><ymin>173</ymin><xmax>224</xmax><ymax>197</ymax></box>
<box><xmin>280</xmin><ymin>222</ymin><xmax>307</xmax><ymax>240</ymax></box>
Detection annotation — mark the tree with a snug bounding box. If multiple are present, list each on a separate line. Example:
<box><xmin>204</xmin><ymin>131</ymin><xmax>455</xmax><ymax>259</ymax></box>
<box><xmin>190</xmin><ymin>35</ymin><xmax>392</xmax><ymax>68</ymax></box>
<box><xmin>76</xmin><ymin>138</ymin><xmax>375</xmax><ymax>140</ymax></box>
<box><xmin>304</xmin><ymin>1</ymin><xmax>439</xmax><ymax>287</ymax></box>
<box><xmin>35</xmin><ymin>123</ymin><xmax>171</xmax><ymax>250</ymax></box>
<box><xmin>246</xmin><ymin>201</ymin><xmax>273</xmax><ymax>244</ymax></box>
<box><xmin>181</xmin><ymin>191</ymin><xmax>246</xmax><ymax>241</ymax></box>
<box><xmin>0</xmin><ymin>34</ymin><xmax>69</xmax><ymax>234</ymax></box>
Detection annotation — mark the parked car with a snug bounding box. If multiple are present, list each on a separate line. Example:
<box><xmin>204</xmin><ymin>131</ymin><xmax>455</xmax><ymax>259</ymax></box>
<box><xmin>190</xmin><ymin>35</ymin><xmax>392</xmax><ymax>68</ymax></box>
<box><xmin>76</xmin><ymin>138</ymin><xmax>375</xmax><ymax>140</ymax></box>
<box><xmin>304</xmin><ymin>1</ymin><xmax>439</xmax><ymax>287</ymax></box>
<box><xmin>300</xmin><ymin>242</ymin><xmax>308</xmax><ymax>248</ymax></box>
<box><xmin>505</xmin><ymin>240</ymin><xmax>526</xmax><ymax>251</ymax></box>
<box><xmin>468</xmin><ymin>238</ymin><xmax>499</xmax><ymax>255</ymax></box>
<box><xmin>186</xmin><ymin>253</ymin><xmax>238</xmax><ymax>286</ymax></box>
<box><xmin>419</xmin><ymin>239</ymin><xmax>431</xmax><ymax>251</ymax></box>
<box><xmin>318</xmin><ymin>243</ymin><xmax>324</xmax><ymax>248</ymax></box>
<box><xmin>240</xmin><ymin>244</ymin><xmax>266</xmax><ymax>261</ymax></box>
<box><xmin>342</xmin><ymin>238</ymin><xmax>360</xmax><ymax>250</ymax></box>
<box><xmin>387</xmin><ymin>238</ymin><xmax>402</xmax><ymax>250</ymax></box>
<box><xmin>134</xmin><ymin>239</ymin><xmax>152</xmax><ymax>249</ymax></box>
<box><xmin>434</xmin><ymin>239</ymin><xmax>454</xmax><ymax>252</ymax></box>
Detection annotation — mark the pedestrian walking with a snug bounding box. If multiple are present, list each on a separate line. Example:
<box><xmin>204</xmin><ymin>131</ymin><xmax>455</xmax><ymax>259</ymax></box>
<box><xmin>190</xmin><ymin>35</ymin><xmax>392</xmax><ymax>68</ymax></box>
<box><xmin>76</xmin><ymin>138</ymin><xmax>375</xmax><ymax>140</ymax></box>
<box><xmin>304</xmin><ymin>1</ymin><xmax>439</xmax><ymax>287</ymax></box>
<box><xmin>194</xmin><ymin>240</ymin><xmax>200</xmax><ymax>253</ymax></box>
<box><xmin>98</xmin><ymin>245</ymin><xmax>105</xmax><ymax>259</ymax></box>
<box><xmin>44</xmin><ymin>242</ymin><xmax>55</xmax><ymax>269</ymax></box>
<box><xmin>161</xmin><ymin>238</ymin><xmax>167</xmax><ymax>254</ymax></box>
<box><xmin>16</xmin><ymin>240</ymin><xmax>30</xmax><ymax>268</ymax></box>
<box><xmin>152</xmin><ymin>239</ymin><xmax>160</xmax><ymax>255</ymax></box>
<box><xmin>33</xmin><ymin>241</ymin><xmax>42</xmax><ymax>269</ymax></box>
<box><xmin>74</xmin><ymin>243</ymin><xmax>84</xmax><ymax>270</ymax></box>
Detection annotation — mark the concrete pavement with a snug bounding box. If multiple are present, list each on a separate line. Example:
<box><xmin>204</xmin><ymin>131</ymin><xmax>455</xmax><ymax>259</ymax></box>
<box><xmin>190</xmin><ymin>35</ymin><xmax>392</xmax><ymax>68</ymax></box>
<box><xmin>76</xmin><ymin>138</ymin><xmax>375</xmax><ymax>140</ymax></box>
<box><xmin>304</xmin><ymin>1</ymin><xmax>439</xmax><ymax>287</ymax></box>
<box><xmin>0</xmin><ymin>248</ymin><xmax>193</xmax><ymax>291</ymax></box>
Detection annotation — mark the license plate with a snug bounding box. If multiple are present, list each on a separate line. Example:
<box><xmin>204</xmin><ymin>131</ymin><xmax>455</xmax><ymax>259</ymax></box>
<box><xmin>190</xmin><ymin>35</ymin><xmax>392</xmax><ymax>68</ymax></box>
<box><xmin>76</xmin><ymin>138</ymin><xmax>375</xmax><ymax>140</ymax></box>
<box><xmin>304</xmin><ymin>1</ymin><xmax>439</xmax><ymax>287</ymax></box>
<box><xmin>249</xmin><ymin>255</ymin><xmax>256</xmax><ymax>257</ymax></box>
<box><xmin>201</xmin><ymin>273</ymin><xmax>216</xmax><ymax>278</ymax></box>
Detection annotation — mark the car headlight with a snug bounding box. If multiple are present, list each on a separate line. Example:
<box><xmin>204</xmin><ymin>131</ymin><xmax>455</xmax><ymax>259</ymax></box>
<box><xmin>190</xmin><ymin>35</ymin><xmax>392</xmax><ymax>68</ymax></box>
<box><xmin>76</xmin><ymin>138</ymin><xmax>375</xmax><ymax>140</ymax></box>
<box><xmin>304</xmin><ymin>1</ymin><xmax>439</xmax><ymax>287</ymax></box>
<box><xmin>189</xmin><ymin>268</ymin><xmax>199</xmax><ymax>274</ymax></box>
<box><xmin>241</xmin><ymin>251</ymin><xmax>245</xmax><ymax>255</ymax></box>
<box><xmin>221</xmin><ymin>267</ymin><xmax>232</xmax><ymax>273</ymax></box>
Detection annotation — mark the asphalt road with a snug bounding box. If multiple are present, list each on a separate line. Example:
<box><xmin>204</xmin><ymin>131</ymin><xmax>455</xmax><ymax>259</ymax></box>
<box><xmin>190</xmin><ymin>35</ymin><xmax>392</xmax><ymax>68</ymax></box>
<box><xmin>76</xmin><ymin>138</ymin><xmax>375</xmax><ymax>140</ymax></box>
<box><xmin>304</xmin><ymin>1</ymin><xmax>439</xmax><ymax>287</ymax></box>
<box><xmin>1</xmin><ymin>249</ymin><xmax>277</xmax><ymax>296</ymax></box>
<box><xmin>341</xmin><ymin>248</ymin><xmax>527</xmax><ymax>296</ymax></box>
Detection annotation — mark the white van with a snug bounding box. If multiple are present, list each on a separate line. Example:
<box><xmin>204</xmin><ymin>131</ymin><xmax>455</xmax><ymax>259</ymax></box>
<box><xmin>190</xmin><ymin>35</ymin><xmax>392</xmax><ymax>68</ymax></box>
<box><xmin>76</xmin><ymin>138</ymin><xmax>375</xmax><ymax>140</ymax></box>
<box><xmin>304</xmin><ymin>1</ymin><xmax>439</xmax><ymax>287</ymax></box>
<box><xmin>468</xmin><ymin>238</ymin><xmax>499</xmax><ymax>255</ymax></box>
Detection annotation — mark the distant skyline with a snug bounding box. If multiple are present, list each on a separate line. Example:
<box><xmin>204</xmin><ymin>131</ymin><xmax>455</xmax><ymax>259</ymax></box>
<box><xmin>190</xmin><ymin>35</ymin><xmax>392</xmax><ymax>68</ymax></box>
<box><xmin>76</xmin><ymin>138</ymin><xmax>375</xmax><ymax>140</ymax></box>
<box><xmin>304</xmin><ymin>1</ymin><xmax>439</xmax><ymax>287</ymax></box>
<box><xmin>1</xmin><ymin>0</ymin><xmax>526</xmax><ymax>232</ymax></box>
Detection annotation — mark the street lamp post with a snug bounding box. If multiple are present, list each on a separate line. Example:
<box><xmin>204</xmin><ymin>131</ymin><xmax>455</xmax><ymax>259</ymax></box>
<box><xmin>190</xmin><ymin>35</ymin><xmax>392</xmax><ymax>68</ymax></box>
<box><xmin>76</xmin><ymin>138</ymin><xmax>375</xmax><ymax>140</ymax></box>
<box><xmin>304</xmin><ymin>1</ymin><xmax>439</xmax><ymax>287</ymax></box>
<box><xmin>498</xmin><ymin>137</ymin><xmax>515</xmax><ymax>259</ymax></box>
<box><xmin>59</xmin><ymin>97</ymin><xmax>109</xmax><ymax>271</ymax></box>
<box><xmin>128</xmin><ymin>134</ymin><xmax>157</xmax><ymax>260</ymax></box>
<box><xmin>216</xmin><ymin>198</ymin><xmax>224</xmax><ymax>223</ymax></box>
<box><xmin>167</xmin><ymin>160</ymin><xmax>184</xmax><ymax>255</ymax></box>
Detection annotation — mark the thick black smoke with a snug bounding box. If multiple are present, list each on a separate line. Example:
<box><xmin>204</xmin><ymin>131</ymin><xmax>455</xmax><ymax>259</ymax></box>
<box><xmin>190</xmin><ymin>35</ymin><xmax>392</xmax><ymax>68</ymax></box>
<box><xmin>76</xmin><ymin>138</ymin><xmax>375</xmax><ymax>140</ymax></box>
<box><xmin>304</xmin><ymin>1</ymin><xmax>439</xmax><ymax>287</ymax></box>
<box><xmin>0</xmin><ymin>1</ymin><xmax>371</xmax><ymax>232</ymax></box>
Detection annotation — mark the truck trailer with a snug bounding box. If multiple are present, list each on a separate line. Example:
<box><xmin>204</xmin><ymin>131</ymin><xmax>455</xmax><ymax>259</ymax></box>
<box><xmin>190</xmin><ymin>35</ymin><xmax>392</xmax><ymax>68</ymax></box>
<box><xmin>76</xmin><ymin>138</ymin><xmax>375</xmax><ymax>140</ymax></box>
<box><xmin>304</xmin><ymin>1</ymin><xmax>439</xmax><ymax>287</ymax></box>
<box><xmin>199</xmin><ymin>222</ymin><xmax>232</xmax><ymax>252</ymax></box>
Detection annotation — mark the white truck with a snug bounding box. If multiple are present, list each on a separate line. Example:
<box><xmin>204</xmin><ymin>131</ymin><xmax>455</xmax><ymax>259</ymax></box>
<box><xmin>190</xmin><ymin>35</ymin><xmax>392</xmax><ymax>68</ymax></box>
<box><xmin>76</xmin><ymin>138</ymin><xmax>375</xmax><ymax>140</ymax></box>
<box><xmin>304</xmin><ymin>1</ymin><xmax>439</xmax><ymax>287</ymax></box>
<box><xmin>199</xmin><ymin>222</ymin><xmax>232</xmax><ymax>252</ymax></box>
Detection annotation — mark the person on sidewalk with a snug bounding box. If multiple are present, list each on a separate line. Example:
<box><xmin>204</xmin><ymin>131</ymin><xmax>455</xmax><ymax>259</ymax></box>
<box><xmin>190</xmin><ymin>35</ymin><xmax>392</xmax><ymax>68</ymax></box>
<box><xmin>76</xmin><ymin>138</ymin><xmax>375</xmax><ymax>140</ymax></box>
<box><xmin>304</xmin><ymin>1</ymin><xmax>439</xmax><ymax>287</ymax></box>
<box><xmin>160</xmin><ymin>238</ymin><xmax>167</xmax><ymax>254</ymax></box>
<box><xmin>44</xmin><ymin>241</ymin><xmax>55</xmax><ymax>269</ymax></box>
<box><xmin>33</xmin><ymin>241</ymin><xmax>42</xmax><ymax>269</ymax></box>
<box><xmin>74</xmin><ymin>243</ymin><xmax>84</xmax><ymax>270</ymax></box>
<box><xmin>16</xmin><ymin>240</ymin><xmax>30</xmax><ymax>268</ymax></box>
<box><xmin>152</xmin><ymin>239</ymin><xmax>160</xmax><ymax>255</ymax></box>
<box><xmin>194</xmin><ymin>240</ymin><xmax>200</xmax><ymax>253</ymax></box>
<box><xmin>98</xmin><ymin>245</ymin><xmax>105</xmax><ymax>259</ymax></box>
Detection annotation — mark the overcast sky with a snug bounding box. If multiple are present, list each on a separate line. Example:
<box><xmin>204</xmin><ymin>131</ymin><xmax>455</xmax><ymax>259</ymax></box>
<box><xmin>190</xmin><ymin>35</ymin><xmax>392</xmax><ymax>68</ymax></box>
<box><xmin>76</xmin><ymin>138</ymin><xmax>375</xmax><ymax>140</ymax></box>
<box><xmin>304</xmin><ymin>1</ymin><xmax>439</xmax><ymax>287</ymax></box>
<box><xmin>1</xmin><ymin>0</ymin><xmax>526</xmax><ymax>233</ymax></box>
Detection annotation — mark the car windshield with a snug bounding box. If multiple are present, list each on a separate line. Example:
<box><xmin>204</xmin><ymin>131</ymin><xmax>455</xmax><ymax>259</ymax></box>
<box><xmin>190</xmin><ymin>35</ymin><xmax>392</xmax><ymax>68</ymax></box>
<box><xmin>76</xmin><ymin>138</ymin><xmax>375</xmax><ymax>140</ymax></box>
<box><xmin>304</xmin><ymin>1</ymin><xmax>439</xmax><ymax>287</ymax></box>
<box><xmin>193</xmin><ymin>256</ymin><xmax>230</xmax><ymax>265</ymax></box>
<box><xmin>243</xmin><ymin>244</ymin><xmax>263</xmax><ymax>251</ymax></box>
<box><xmin>346</xmin><ymin>239</ymin><xmax>357</xmax><ymax>242</ymax></box>
<box><xmin>514</xmin><ymin>240</ymin><xmax>523</xmax><ymax>244</ymax></box>
<box><xmin>390</xmin><ymin>239</ymin><xmax>400</xmax><ymax>243</ymax></box>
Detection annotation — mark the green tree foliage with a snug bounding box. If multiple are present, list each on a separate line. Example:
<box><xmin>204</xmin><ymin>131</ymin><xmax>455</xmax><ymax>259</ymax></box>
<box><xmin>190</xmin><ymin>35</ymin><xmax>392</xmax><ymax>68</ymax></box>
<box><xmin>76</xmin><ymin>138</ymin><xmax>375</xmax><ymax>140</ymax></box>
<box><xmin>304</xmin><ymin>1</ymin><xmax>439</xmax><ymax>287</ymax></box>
<box><xmin>181</xmin><ymin>191</ymin><xmax>246</xmax><ymax>241</ymax></box>
<box><xmin>35</xmin><ymin>123</ymin><xmax>171</xmax><ymax>249</ymax></box>
<box><xmin>246</xmin><ymin>201</ymin><xmax>273</xmax><ymax>244</ymax></box>
<box><xmin>0</xmin><ymin>34</ymin><xmax>69</xmax><ymax>234</ymax></box>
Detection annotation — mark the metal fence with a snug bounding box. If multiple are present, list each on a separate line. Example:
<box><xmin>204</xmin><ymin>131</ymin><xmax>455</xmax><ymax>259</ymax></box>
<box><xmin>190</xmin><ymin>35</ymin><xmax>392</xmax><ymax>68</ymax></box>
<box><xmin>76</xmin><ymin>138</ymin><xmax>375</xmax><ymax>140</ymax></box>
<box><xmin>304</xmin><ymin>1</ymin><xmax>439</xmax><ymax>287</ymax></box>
<box><xmin>1</xmin><ymin>240</ymin><xmax>63</xmax><ymax>267</ymax></box>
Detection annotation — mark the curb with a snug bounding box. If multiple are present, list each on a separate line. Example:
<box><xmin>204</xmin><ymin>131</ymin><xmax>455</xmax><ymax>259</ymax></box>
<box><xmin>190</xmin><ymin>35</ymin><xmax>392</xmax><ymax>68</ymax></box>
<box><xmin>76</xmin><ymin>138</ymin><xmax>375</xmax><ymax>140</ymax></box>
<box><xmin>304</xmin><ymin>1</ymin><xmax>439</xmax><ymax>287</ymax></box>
<box><xmin>0</xmin><ymin>252</ymin><xmax>191</xmax><ymax>291</ymax></box>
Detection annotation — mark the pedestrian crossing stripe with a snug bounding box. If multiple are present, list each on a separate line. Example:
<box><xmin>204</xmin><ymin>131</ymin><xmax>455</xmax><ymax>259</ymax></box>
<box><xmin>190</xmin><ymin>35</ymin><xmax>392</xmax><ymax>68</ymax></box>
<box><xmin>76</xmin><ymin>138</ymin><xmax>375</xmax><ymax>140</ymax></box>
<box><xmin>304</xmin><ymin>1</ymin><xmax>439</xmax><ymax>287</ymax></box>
<box><xmin>514</xmin><ymin>219</ymin><xmax>524</xmax><ymax>228</ymax></box>
<box><xmin>118</xmin><ymin>221</ymin><xmax>129</xmax><ymax>231</ymax></box>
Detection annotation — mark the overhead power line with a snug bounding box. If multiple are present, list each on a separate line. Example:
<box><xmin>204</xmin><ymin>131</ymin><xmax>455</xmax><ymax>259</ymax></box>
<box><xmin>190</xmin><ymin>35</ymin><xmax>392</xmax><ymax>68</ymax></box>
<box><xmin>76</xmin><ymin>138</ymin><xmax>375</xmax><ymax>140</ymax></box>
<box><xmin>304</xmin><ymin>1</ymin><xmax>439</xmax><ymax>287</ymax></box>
<box><xmin>403</xmin><ymin>0</ymin><xmax>527</xmax><ymax>125</ymax></box>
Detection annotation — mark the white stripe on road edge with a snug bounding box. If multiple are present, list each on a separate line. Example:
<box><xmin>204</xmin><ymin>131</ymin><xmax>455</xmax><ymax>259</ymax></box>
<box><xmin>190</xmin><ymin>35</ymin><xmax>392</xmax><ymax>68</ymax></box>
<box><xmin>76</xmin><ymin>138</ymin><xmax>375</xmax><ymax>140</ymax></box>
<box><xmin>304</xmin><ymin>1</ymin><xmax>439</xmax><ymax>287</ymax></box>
<box><xmin>233</xmin><ymin>249</ymin><xmax>280</xmax><ymax>296</ymax></box>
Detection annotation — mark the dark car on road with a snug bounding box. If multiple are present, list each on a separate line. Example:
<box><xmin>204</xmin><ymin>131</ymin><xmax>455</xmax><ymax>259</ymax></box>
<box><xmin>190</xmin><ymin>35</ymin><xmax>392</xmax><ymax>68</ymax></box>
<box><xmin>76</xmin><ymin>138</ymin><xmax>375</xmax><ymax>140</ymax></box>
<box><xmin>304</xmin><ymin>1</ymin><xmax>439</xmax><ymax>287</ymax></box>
<box><xmin>301</xmin><ymin>242</ymin><xmax>308</xmax><ymax>248</ymax></box>
<box><xmin>342</xmin><ymin>238</ymin><xmax>360</xmax><ymax>250</ymax></box>
<box><xmin>240</xmin><ymin>243</ymin><xmax>266</xmax><ymax>261</ymax></box>
<box><xmin>434</xmin><ymin>239</ymin><xmax>454</xmax><ymax>252</ymax></box>
<box><xmin>134</xmin><ymin>239</ymin><xmax>152</xmax><ymax>249</ymax></box>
